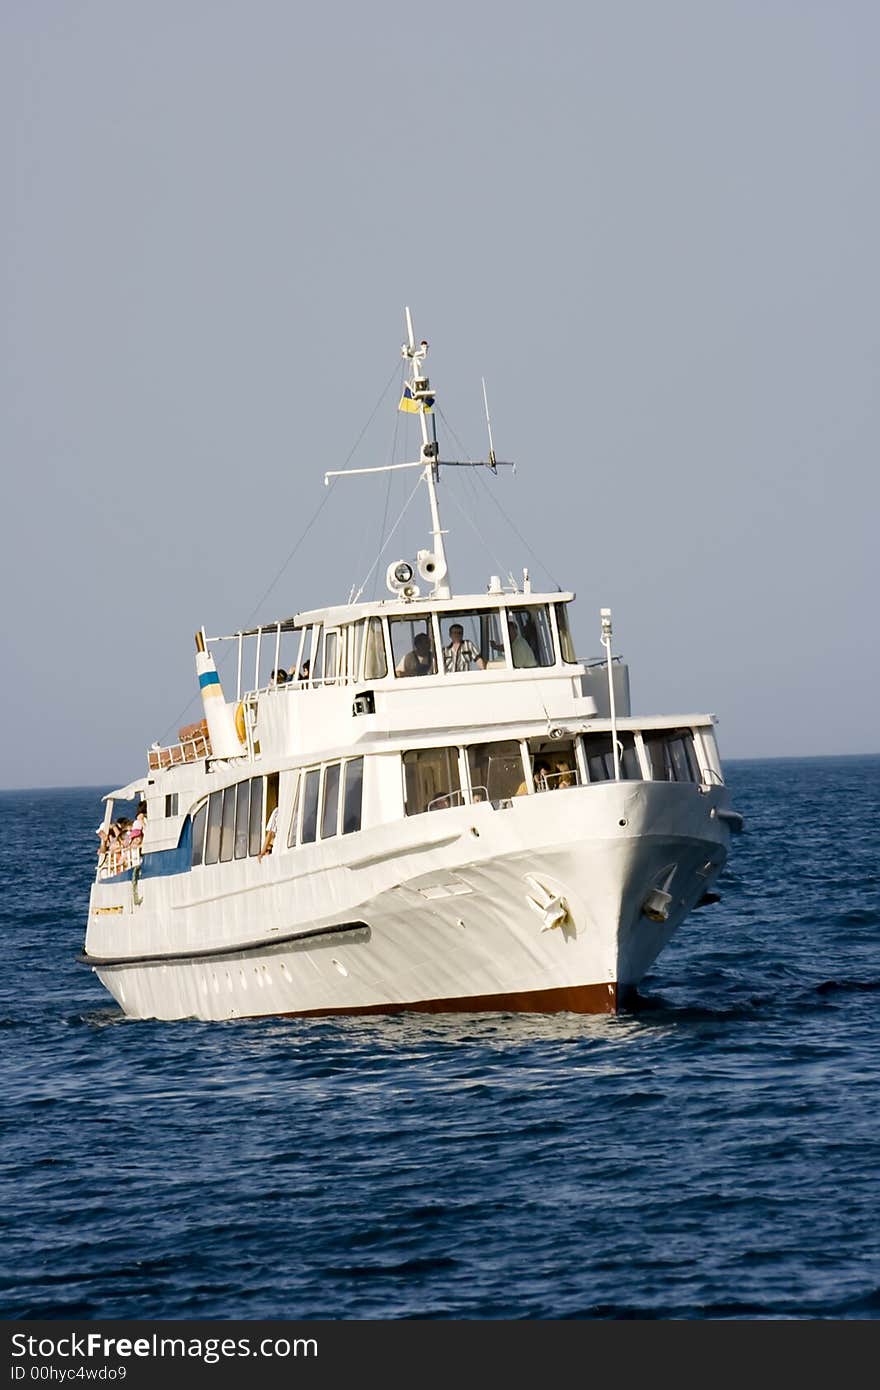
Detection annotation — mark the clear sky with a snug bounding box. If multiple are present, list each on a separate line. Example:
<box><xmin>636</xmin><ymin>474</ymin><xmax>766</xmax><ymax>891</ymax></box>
<box><xmin>2</xmin><ymin>0</ymin><xmax>878</xmax><ymax>789</ymax></box>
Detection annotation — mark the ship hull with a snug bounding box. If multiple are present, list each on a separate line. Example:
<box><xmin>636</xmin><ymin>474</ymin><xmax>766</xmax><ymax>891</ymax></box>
<box><xmin>83</xmin><ymin>781</ymin><xmax>734</xmax><ymax>1021</ymax></box>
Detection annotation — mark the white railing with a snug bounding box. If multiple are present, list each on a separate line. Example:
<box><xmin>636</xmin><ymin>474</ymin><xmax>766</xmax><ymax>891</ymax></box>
<box><xmin>97</xmin><ymin>845</ymin><xmax>143</xmax><ymax>881</ymax></box>
<box><xmin>148</xmin><ymin>732</ymin><xmax>211</xmax><ymax>771</ymax></box>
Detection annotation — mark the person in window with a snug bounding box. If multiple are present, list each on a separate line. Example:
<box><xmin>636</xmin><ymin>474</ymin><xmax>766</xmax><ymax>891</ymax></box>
<box><xmin>396</xmin><ymin>632</ymin><xmax>434</xmax><ymax>677</ymax></box>
<box><xmin>515</xmin><ymin>759</ymin><xmax>552</xmax><ymax>796</ymax></box>
<box><xmin>442</xmin><ymin>623</ymin><xmax>485</xmax><ymax>673</ymax></box>
<box><xmin>554</xmin><ymin>761</ymin><xmax>575</xmax><ymax>789</ymax></box>
<box><xmin>508</xmin><ymin>618</ymin><xmax>537</xmax><ymax>668</ymax></box>
<box><xmin>259</xmin><ymin>805</ymin><xmax>279</xmax><ymax>861</ymax></box>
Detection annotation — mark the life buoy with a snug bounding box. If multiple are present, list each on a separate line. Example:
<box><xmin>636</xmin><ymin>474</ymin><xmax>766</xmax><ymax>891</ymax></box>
<box><xmin>235</xmin><ymin>701</ymin><xmax>247</xmax><ymax>745</ymax></box>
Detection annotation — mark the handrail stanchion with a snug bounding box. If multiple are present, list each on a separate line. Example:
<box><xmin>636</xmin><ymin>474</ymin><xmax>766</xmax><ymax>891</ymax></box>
<box><xmin>601</xmin><ymin>608</ymin><xmax>621</xmax><ymax>781</ymax></box>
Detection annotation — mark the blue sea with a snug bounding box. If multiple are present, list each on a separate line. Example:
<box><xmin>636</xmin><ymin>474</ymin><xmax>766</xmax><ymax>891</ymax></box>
<box><xmin>1</xmin><ymin>756</ymin><xmax>878</xmax><ymax>1320</ymax></box>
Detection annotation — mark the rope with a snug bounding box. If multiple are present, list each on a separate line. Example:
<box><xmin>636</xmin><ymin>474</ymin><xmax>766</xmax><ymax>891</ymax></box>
<box><xmin>157</xmin><ymin>358</ymin><xmax>401</xmax><ymax>744</ymax></box>
<box><xmin>437</xmin><ymin>406</ymin><xmax>564</xmax><ymax>591</ymax></box>
<box><xmin>242</xmin><ymin>357</ymin><xmax>402</xmax><ymax>627</ymax></box>
<box><xmin>444</xmin><ymin>479</ymin><xmax>509</xmax><ymax>582</ymax></box>
<box><xmin>368</xmin><ymin>364</ymin><xmax>405</xmax><ymax>600</ymax></box>
<box><xmin>352</xmin><ymin>474</ymin><xmax>425</xmax><ymax>602</ymax></box>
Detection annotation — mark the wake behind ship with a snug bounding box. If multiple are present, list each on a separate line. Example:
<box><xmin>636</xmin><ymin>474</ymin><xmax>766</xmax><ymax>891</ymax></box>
<box><xmin>82</xmin><ymin>311</ymin><xmax>742</xmax><ymax>1021</ymax></box>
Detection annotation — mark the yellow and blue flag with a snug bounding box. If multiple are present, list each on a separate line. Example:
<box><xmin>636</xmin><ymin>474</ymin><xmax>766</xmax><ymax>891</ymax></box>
<box><xmin>398</xmin><ymin>384</ymin><xmax>434</xmax><ymax>414</ymax></box>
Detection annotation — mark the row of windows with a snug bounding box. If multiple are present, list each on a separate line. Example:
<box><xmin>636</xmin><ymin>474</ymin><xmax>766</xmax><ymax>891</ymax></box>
<box><xmin>264</xmin><ymin>602</ymin><xmax>577</xmax><ymax>691</ymax></box>
<box><xmin>402</xmin><ymin>729</ymin><xmax>703</xmax><ymax>816</ymax></box>
<box><xmin>192</xmin><ymin>775</ymin><xmax>272</xmax><ymax>867</ymax></box>
<box><xmin>288</xmin><ymin>758</ymin><xmax>363</xmax><ymax>847</ymax></box>
<box><xmin>190</xmin><ymin>761</ymin><xmax>365</xmax><ymax>867</ymax></box>
<box><xmin>187</xmin><ymin>732</ymin><xmax>703</xmax><ymax>862</ymax></box>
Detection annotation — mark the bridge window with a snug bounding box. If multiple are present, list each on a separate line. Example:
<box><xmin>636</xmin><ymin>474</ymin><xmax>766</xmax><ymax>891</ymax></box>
<box><xmin>436</xmin><ymin>611</ymin><xmax>501</xmax><ymax>673</ymax></box>
<box><xmin>403</xmin><ymin>746</ymin><xmax>462</xmax><ymax>815</ymax></box>
<box><xmin>507</xmin><ymin>606</ymin><xmax>554</xmax><ymax>668</ymax></box>
<box><xmin>323</xmin><ymin>630</ymin><xmax>339</xmax><ymax>686</ymax></box>
<box><xmin>363</xmin><ymin>617</ymin><xmax>387</xmax><ymax>680</ymax></box>
<box><xmin>347</xmin><ymin>624</ymin><xmax>363</xmax><ymax>682</ymax></box>
<box><xmin>391</xmin><ymin>616</ymin><xmax>437</xmax><ymax>678</ymax></box>
<box><xmin>555</xmin><ymin>604</ymin><xmax>577</xmax><ymax>663</ymax></box>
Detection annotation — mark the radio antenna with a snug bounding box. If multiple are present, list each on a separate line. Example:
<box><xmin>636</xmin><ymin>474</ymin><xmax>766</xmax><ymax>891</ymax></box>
<box><xmin>481</xmin><ymin>377</ymin><xmax>497</xmax><ymax>472</ymax></box>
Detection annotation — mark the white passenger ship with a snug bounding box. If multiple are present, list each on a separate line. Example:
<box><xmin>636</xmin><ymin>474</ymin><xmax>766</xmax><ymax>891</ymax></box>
<box><xmin>82</xmin><ymin>312</ymin><xmax>742</xmax><ymax>1021</ymax></box>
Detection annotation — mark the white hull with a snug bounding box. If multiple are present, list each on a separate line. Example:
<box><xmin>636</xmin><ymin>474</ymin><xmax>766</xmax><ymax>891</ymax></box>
<box><xmin>84</xmin><ymin>781</ymin><xmax>734</xmax><ymax>1021</ymax></box>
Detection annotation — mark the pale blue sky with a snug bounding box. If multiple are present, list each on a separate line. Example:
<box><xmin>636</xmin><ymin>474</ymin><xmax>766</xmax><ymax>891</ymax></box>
<box><xmin>2</xmin><ymin>0</ymin><xmax>878</xmax><ymax>788</ymax></box>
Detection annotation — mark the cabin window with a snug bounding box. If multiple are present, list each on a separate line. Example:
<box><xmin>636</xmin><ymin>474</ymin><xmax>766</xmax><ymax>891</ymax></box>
<box><xmin>363</xmin><ymin>617</ymin><xmax>387</xmax><ymax>680</ymax></box>
<box><xmin>219</xmin><ymin>787</ymin><xmax>236</xmax><ymax>862</ymax></box>
<box><xmin>525</xmin><ymin>738</ymin><xmax>580</xmax><ymax>791</ymax></box>
<box><xmin>204</xmin><ymin>790</ymin><xmax>224</xmax><ymax>866</ymax></box>
<box><xmin>264</xmin><ymin>773</ymin><xmax>279</xmax><ymax>841</ymax></box>
<box><xmin>390</xmin><ymin>616</ymin><xmax>437</xmax><ymax>678</ymax></box>
<box><xmin>165</xmin><ymin>793</ymin><xmax>179</xmax><ymax>817</ymax></box>
<box><xmin>300</xmin><ymin>769</ymin><xmax>320</xmax><ymax>843</ymax></box>
<box><xmin>581</xmin><ymin>732</ymin><xmax>640</xmax><ymax>782</ymax></box>
<box><xmin>467</xmin><ymin>740</ymin><xmax>526</xmax><ymax>802</ymax></box>
<box><xmin>248</xmin><ymin>776</ymin><xmax>264</xmax><ymax>856</ymax></box>
<box><xmin>643</xmin><ymin>729</ymin><xmax>700</xmax><ymax>783</ymax></box>
<box><xmin>287</xmin><ymin>772</ymin><xmax>301</xmax><ymax>847</ymax></box>
<box><xmin>342</xmin><ymin>757</ymin><xmax>364</xmax><ymax>834</ymax></box>
<box><xmin>191</xmin><ymin>800</ymin><xmax>208</xmax><ymax>866</ymax></box>
<box><xmin>234</xmin><ymin>780</ymin><xmax>250</xmax><ymax>859</ymax></box>
<box><xmin>436</xmin><ymin>611</ymin><xmax>501</xmax><ymax>673</ymax></box>
<box><xmin>555</xmin><ymin>604</ymin><xmax>577</xmax><ymax>664</ymax></box>
<box><xmin>507</xmin><ymin>606</ymin><xmax>554</xmax><ymax>669</ymax></box>
<box><xmin>403</xmin><ymin>747</ymin><xmax>462</xmax><ymax>814</ymax></box>
<box><xmin>321</xmin><ymin>763</ymin><xmax>341</xmax><ymax>839</ymax></box>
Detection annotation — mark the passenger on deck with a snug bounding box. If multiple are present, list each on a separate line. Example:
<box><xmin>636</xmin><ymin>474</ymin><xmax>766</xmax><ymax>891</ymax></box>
<box><xmin>442</xmin><ymin>623</ymin><xmax>485</xmax><ymax>673</ymax></box>
<box><xmin>297</xmin><ymin>660</ymin><xmax>310</xmax><ymax>683</ymax></box>
<box><xmin>554</xmin><ymin>761</ymin><xmax>575</xmax><ymax>789</ymax></box>
<box><xmin>533</xmin><ymin>759</ymin><xmax>552</xmax><ymax>791</ymax></box>
<box><xmin>396</xmin><ymin>632</ymin><xmax>434</xmax><ymax>677</ymax></box>
<box><xmin>514</xmin><ymin>759</ymin><xmax>552</xmax><ymax>796</ymax></box>
<box><xmin>128</xmin><ymin>802</ymin><xmax>147</xmax><ymax>851</ymax></box>
<box><xmin>258</xmin><ymin>805</ymin><xmax>279</xmax><ymax>861</ymax></box>
<box><xmin>270</xmin><ymin>669</ymin><xmax>288</xmax><ymax>687</ymax></box>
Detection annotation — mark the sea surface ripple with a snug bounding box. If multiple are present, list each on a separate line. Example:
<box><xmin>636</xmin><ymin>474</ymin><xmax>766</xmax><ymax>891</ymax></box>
<box><xmin>1</xmin><ymin>756</ymin><xmax>878</xmax><ymax>1319</ymax></box>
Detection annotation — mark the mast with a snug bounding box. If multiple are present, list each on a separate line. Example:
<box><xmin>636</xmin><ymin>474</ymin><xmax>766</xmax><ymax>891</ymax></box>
<box><xmin>324</xmin><ymin>309</ymin><xmax>514</xmax><ymax>601</ymax></box>
<box><xmin>401</xmin><ymin>307</ymin><xmax>451</xmax><ymax>598</ymax></box>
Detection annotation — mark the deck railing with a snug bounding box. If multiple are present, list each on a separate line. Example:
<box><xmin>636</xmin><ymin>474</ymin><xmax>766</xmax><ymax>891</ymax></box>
<box><xmin>148</xmin><ymin>731</ymin><xmax>211</xmax><ymax>771</ymax></box>
<box><xmin>97</xmin><ymin>844</ymin><xmax>143</xmax><ymax>881</ymax></box>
